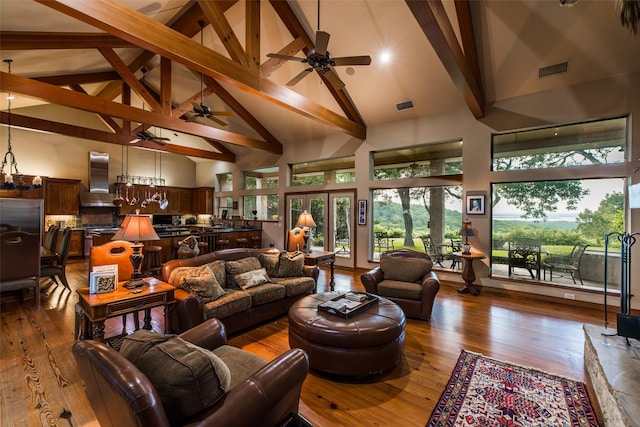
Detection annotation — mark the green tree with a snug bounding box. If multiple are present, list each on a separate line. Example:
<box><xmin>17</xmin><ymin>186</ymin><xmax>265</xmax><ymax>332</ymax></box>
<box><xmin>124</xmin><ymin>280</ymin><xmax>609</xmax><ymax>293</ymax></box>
<box><xmin>493</xmin><ymin>181</ymin><xmax>589</xmax><ymax>220</ymax></box>
<box><xmin>576</xmin><ymin>192</ymin><xmax>624</xmax><ymax>244</ymax></box>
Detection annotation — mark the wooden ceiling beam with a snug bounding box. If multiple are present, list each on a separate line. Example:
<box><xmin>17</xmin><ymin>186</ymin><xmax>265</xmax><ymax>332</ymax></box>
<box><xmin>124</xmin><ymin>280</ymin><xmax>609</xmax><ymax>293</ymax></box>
<box><xmin>172</xmin><ymin>86</ymin><xmax>217</xmax><ymax>118</ymax></box>
<box><xmin>0</xmin><ymin>111</ymin><xmax>232</xmax><ymax>161</ymax></box>
<box><xmin>1</xmin><ymin>72</ymin><xmax>279</xmax><ymax>154</ymax></box>
<box><xmin>246</xmin><ymin>0</ymin><xmax>261</xmax><ymax>72</ymax></box>
<box><xmin>0</xmin><ymin>31</ymin><xmax>135</xmax><ymax>50</ymax></box>
<box><xmin>198</xmin><ymin>0</ymin><xmax>250</xmax><ymax>68</ymax></box>
<box><xmin>33</xmin><ymin>71</ymin><xmax>121</xmax><ymax>86</ymax></box>
<box><xmin>160</xmin><ymin>57</ymin><xmax>172</xmax><ymax>116</ymax></box>
<box><xmin>405</xmin><ymin>0</ymin><xmax>484</xmax><ymax>119</ymax></box>
<box><xmin>260</xmin><ymin>37</ymin><xmax>305</xmax><ymax>77</ymax></box>
<box><xmin>69</xmin><ymin>83</ymin><xmax>122</xmax><ymax>133</ymax></box>
<box><xmin>454</xmin><ymin>0</ymin><xmax>483</xmax><ymax>98</ymax></box>
<box><xmin>35</xmin><ymin>0</ymin><xmax>365</xmax><ymax>139</ymax></box>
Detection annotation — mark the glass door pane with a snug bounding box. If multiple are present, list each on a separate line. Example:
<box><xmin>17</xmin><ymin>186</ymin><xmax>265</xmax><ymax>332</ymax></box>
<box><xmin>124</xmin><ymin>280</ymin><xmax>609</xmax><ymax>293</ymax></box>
<box><xmin>308</xmin><ymin>196</ymin><xmax>326</xmax><ymax>253</ymax></box>
<box><xmin>331</xmin><ymin>193</ymin><xmax>354</xmax><ymax>268</ymax></box>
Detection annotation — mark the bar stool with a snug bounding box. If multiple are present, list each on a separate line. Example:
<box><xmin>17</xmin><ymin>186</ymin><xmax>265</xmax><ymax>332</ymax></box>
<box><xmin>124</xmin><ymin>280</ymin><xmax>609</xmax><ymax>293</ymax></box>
<box><xmin>251</xmin><ymin>236</ymin><xmax>262</xmax><ymax>249</ymax></box>
<box><xmin>216</xmin><ymin>239</ymin><xmax>230</xmax><ymax>250</ymax></box>
<box><xmin>144</xmin><ymin>245</ymin><xmax>163</xmax><ymax>276</ymax></box>
<box><xmin>235</xmin><ymin>237</ymin><xmax>248</xmax><ymax>248</ymax></box>
<box><xmin>197</xmin><ymin>241</ymin><xmax>209</xmax><ymax>255</ymax></box>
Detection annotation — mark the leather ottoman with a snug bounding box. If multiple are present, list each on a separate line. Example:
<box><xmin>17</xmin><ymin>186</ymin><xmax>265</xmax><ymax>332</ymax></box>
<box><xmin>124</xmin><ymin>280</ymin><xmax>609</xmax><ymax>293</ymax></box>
<box><xmin>288</xmin><ymin>292</ymin><xmax>406</xmax><ymax>378</ymax></box>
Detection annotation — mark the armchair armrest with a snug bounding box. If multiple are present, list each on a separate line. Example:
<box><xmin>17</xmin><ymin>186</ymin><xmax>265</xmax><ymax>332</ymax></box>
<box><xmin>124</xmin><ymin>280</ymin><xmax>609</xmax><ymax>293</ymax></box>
<box><xmin>179</xmin><ymin>318</ymin><xmax>227</xmax><ymax>350</ymax></box>
<box><xmin>196</xmin><ymin>348</ymin><xmax>310</xmax><ymax>427</ymax></box>
<box><xmin>172</xmin><ymin>288</ymin><xmax>206</xmax><ymax>334</ymax></box>
<box><xmin>360</xmin><ymin>266</ymin><xmax>383</xmax><ymax>293</ymax></box>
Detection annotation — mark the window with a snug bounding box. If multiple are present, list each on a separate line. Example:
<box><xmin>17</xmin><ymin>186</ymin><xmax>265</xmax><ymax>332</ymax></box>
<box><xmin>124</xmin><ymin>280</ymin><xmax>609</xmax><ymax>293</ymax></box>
<box><xmin>216</xmin><ymin>196</ymin><xmax>233</xmax><ymax>219</ymax></box>
<box><xmin>371</xmin><ymin>185</ymin><xmax>462</xmax><ymax>264</ymax></box>
<box><xmin>243</xmin><ymin>195</ymin><xmax>279</xmax><ymax>220</ymax></box>
<box><xmin>291</xmin><ymin>156</ymin><xmax>355</xmax><ymax>186</ymax></box>
<box><xmin>492</xmin><ymin>116</ymin><xmax>627</xmax><ymax>171</ymax></box>
<box><xmin>373</xmin><ymin>140</ymin><xmax>462</xmax><ymax>180</ymax></box>
<box><xmin>243</xmin><ymin>167</ymin><xmax>279</xmax><ymax>190</ymax></box>
<box><xmin>217</xmin><ymin>173</ymin><xmax>233</xmax><ymax>192</ymax></box>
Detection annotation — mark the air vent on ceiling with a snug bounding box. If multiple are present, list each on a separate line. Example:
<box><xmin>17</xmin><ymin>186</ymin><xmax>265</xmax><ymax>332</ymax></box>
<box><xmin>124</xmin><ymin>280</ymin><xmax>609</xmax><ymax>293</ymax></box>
<box><xmin>396</xmin><ymin>100</ymin><xmax>414</xmax><ymax>111</ymax></box>
<box><xmin>539</xmin><ymin>61</ymin><xmax>569</xmax><ymax>78</ymax></box>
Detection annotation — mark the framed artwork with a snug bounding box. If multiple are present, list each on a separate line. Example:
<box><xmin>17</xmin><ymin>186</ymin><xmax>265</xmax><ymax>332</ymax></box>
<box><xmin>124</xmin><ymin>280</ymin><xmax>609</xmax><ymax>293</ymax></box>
<box><xmin>358</xmin><ymin>200</ymin><xmax>367</xmax><ymax>225</ymax></box>
<box><xmin>466</xmin><ymin>194</ymin><xmax>485</xmax><ymax>215</ymax></box>
<box><xmin>232</xmin><ymin>201</ymin><xmax>239</xmax><ymax>210</ymax></box>
<box><xmin>90</xmin><ymin>265</ymin><xmax>118</xmax><ymax>294</ymax></box>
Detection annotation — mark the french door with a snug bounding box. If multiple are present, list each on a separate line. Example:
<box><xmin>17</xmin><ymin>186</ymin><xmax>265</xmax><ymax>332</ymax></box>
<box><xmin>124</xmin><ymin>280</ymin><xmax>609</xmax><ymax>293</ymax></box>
<box><xmin>286</xmin><ymin>192</ymin><xmax>355</xmax><ymax>269</ymax></box>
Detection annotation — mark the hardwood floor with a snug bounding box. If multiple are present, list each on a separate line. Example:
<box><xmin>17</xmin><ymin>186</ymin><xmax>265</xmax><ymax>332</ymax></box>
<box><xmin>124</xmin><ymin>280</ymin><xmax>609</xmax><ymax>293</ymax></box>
<box><xmin>0</xmin><ymin>258</ymin><xmax>608</xmax><ymax>426</ymax></box>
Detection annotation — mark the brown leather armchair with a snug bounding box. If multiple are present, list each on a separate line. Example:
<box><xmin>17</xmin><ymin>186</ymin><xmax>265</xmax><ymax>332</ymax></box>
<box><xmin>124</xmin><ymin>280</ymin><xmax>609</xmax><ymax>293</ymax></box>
<box><xmin>73</xmin><ymin>318</ymin><xmax>310</xmax><ymax>427</ymax></box>
<box><xmin>361</xmin><ymin>248</ymin><xmax>440</xmax><ymax>320</ymax></box>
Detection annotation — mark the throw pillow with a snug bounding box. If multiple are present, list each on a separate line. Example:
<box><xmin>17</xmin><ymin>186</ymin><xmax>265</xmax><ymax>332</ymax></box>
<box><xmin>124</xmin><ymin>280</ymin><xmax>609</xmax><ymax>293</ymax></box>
<box><xmin>258</xmin><ymin>252</ymin><xmax>280</xmax><ymax>277</ymax></box>
<box><xmin>225</xmin><ymin>257</ymin><xmax>262</xmax><ymax>289</ymax></box>
<box><xmin>276</xmin><ymin>251</ymin><xmax>305</xmax><ymax>277</ymax></box>
<box><xmin>381</xmin><ymin>256</ymin><xmax>433</xmax><ymax>283</ymax></box>
<box><xmin>182</xmin><ymin>272</ymin><xmax>225</xmax><ymax>303</ymax></box>
<box><xmin>234</xmin><ymin>268</ymin><xmax>270</xmax><ymax>289</ymax></box>
<box><xmin>167</xmin><ymin>265</ymin><xmax>209</xmax><ymax>288</ymax></box>
<box><xmin>204</xmin><ymin>260</ymin><xmax>226</xmax><ymax>287</ymax></box>
<box><xmin>119</xmin><ymin>330</ymin><xmax>231</xmax><ymax>424</ymax></box>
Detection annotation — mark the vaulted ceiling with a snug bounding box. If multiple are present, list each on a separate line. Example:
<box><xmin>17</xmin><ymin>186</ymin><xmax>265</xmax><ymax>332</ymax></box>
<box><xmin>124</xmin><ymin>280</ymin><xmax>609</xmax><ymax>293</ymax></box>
<box><xmin>1</xmin><ymin>0</ymin><xmax>639</xmax><ymax>162</ymax></box>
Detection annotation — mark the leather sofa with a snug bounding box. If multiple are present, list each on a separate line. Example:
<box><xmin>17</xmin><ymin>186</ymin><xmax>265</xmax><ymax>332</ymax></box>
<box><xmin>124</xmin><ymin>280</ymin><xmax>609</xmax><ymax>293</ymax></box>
<box><xmin>162</xmin><ymin>248</ymin><xmax>319</xmax><ymax>334</ymax></box>
<box><xmin>361</xmin><ymin>248</ymin><xmax>440</xmax><ymax>320</ymax></box>
<box><xmin>73</xmin><ymin>318</ymin><xmax>310</xmax><ymax>427</ymax></box>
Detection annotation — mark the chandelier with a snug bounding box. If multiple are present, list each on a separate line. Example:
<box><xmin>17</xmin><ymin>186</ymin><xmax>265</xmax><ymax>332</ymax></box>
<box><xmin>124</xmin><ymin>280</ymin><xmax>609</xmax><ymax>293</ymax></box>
<box><xmin>1</xmin><ymin>59</ymin><xmax>41</xmax><ymax>190</ymax></box>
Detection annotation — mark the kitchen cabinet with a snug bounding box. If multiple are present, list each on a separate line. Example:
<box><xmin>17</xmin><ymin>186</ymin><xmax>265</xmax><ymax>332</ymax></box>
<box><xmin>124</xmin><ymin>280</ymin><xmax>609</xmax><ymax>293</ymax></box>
<box><xmin>69</xmin><ymin>230</ymin><xmax>84</xmax><ymax>257</ymax></box>
<box><xmin>192</xmin><ymin>187</ymin><xmax>213</xmax><ymax>214</ymax></box>
<box><xmin>179</xmin><ymin>190</ymin><xmax>192</xmax><ymax>214</ymax></box>
<box><xmin>45</xmin><ymin>178</ymin><xmax>80</xmax><ymax>215</ymax></box>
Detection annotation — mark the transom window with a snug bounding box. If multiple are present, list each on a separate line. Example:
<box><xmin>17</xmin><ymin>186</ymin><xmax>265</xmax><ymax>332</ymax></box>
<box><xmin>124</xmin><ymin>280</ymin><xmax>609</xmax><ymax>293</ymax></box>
<box><xmin>372</xmin><ymin>140</ymin><xmax>463</xmax><ymax>180</ymax></box>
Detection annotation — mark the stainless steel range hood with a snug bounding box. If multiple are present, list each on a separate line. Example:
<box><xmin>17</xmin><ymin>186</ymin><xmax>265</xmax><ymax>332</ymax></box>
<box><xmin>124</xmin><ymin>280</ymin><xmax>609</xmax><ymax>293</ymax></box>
<box><xmin>80</xmin><ymin>151</ymin><xmax>115</xmax><ymax>208</ymax></box>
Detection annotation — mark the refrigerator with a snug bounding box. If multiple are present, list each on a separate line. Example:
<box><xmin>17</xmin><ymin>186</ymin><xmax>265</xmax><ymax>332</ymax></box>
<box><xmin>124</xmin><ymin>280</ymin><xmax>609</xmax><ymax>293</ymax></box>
<box><xmin>0</xmin><ymin>198</ymin><xmax>44</xmax><ymax>236</ymax></box>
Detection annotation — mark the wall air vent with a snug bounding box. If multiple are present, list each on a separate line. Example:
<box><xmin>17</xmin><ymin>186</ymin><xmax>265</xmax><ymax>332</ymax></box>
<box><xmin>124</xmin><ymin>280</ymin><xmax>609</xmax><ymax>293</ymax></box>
<box><xmin>539</xmin><ymin>61</ymin><xmax>569</xmax><ymax>78</ymax></box>
<box><xmin>396</xmin><ymin>100</ymin><xmax>414</xmax><ymax>111</ymax></box>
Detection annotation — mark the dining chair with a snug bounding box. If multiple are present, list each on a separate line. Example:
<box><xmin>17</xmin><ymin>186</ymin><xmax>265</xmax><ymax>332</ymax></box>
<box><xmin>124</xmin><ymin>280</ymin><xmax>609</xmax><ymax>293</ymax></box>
<box><xmin>1</xmin><ymin>231</ymin><xmax>41</xmax><ymax>308</ymax></box>
<box><xmin>40</xmin><ymin>227</ymin><xmax>72</xmax><ymax>290</ymax></box>
<box><xmin>40</xmin><ymin>225</ymin><xmax>60</xmax><ymax>268</ymax></box>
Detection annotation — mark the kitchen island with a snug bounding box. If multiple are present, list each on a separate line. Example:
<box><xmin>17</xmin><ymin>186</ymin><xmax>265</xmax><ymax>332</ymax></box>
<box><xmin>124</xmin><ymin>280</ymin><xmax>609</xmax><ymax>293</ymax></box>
<box><xmin>92</xmin><ymin>225</ymin><xmax>262</xmax><ymax>264</ymax></box>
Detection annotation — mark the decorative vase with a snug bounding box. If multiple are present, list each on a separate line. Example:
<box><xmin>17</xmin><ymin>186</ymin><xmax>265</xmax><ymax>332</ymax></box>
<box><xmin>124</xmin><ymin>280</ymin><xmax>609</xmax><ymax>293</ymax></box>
<box><xmin>462</xmin><ymin>243</ymin><xmax>471</xmax><ymax>254</ymax></box>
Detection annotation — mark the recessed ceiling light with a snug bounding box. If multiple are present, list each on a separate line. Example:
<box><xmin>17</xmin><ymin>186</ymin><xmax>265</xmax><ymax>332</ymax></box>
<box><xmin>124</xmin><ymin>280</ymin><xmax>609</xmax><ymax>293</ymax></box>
<box><xmin>380</xmin><ymin>50</ymin><xmax>392</xmax><ymax>64</ymax></box>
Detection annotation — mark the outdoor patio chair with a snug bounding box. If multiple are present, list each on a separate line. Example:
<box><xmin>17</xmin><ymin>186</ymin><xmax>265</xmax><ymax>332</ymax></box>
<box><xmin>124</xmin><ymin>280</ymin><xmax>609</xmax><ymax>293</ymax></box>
<box><xmin>375</xmin><ymin>232</ymin><xmax>394</xmax><ymax>253</ymax></box>
<box><xmin>542</xmin><ymin>244</ymin><xmax>589</xmax><ymax>285</ymax></box>
<box><xmin>335</xmin><ymin>227</ymin><xmax>350</xmax><ymax>255</ymax></box>
<box><xmin>420</xmin><ymin>235</ymin><xmax>445</xmax><ymax>267</ymax></box>
<box><xmin>508</xmin><ymin>239</ymin><xmax>542</xmax><ymax>279</ymax></box>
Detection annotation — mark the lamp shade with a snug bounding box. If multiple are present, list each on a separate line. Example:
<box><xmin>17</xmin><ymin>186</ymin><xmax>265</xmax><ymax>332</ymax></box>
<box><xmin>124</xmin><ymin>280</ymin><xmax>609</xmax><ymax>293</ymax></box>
<box><xmin>296</xmin><ymin>210</ymin><xmax>316</xmax><ymax>228</ymax></box>
<box><xmin>460</xmin><ymin>220</ymin><xmax>475</xmax><ymax>237</ymax></box>
<box><xmin>112</xmin><ymin>214</ymin><xmax>159</xmax><ymax>243</ymax></box>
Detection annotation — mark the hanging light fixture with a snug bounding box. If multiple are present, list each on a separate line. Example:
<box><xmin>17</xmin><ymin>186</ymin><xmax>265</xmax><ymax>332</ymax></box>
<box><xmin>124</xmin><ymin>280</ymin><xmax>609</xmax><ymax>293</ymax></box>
<box><xmin>1</xmin><ymin>59</ymin><xmax>41</xmax><ymax>190</ymax></box>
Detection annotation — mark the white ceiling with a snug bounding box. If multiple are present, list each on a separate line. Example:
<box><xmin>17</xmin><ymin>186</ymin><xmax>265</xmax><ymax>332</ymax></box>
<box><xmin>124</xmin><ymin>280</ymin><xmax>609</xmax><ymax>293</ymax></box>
<box><xmin>1</xmin><ymin>0</ymin><xmax>639</xmax><ymax>154</ymax></box>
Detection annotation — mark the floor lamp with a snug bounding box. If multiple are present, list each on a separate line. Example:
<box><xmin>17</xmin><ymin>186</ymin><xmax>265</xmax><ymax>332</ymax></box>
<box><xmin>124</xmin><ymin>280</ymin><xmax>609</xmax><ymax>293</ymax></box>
<box><xmin>296</xmin><ymin>210</ymin><xmax>316</xmax><ymax>253</ymax></box>
<box><xmin>112</xmin><ymin>212</ymin><xmax>159</xmax><ymax>288</ymax></box>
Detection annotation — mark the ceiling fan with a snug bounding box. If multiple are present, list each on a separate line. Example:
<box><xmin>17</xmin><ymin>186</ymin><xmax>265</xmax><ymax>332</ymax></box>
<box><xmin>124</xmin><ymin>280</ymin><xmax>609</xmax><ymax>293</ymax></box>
<box><xmin>130</xmin><ymin>129</ymin><xmax>170</xmax><ymax>146</ymax></box>
<box><xmin>185</xmin><ymin>21</ymin><xmax>234</xmax><ymax>126</ymax></box>
<box><xmin>267</xmin><ymin>0</ymin><xmax>371</xmax><ymax>88</ymax></box>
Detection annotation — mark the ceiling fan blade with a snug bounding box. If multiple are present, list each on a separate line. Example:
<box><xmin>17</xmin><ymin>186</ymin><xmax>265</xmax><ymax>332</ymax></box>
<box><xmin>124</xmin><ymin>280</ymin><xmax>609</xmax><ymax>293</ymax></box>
<box><xmin>211</xmin><ymin>111</ymin><xmax>234</xmax><ymax>117</ymax></box>
<box><xmin>324</xmin><ymin>68</ymin><xmax>345</xmax><ymax>89</ymax></box>
<box><xmin>207</xmin><ymin>116</ymin><xmax>228</xmax><ymax>126</ymax></box>
<box><xmin>185</xmin><ymin>114</ymin><xmax>199</xmax><ymax>123</ymax></box>
<box><xmin>333</xmin><ymin>55</ymin><xmax>372</xmax><ymax>66</ymax></box>
<box><xmin>191</xmin><ymin>102</ymin><xmax>205</xmax><ymax>115</ymax></box>
<box><xmin>315</xmin><ymin>30</ymin><xmax>330</xmax><ymax>56</ymax></box>
<box><xmin>267</xmin><ymin>53</ymin><xmax>306</xmax><ymax>62</ymax></box>
<box><xmin>286</xmin><ymin>68</ymin><xmax>313</xmax><ymax>86</ymax></box>
<box><xmin>150</xmin><ymin>139</ymin><xmax>167</xmax><ymax>146</ymax></box>
<box><xmin>129</xmin><ymin>138</ymin><xmax>142</xmax><ymax>144</ymax></box>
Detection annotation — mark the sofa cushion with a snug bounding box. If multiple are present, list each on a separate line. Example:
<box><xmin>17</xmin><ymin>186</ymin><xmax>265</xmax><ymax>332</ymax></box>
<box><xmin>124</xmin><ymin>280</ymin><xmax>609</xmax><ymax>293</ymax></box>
<box><xmin>377</xmin><ymin>279</ymin><xmax>423</xmax><ymax>301</ymax></box>
<box><xmin>203</xmin><ymin>289</ymin><xmax>252</xmax><ymax>320</ymax></box>
<box><xmin>258</xmin><ymin>252</ymin><xmax>280</xmax><ymax>277</ymax></box>
<box><xmin>380</xmin><ymin>256</ymin><xmax>433</xmax><ymax>283</ymax></box>
<box><xmin>225</xmin><ymin>257</ymin><xmax>262</xmax><ymax>289</ymax></box>
<box><xmin>119</xmin><ymin>330</ymin><xmax>230</xmax><ymax>424</ymax></box>
<box><xmin>167</xmin><ymin>265</ymin><xmax>210</xmax><ymax>288</ymax></box>
<box><xmin>234</xmin><ymin>268</ymin><xmax>270</xmax><ymax>290</ymax></box>
<box><xmin>212</xmin><ymin>345</ymin><xmax>268</xmax><ymax>390</ymax></box>
<box><xmin>204</xmin><ymin>260</ymin><xmax>226</xmax><ymax>288</ymax></box>
<box><xmin>276</xmin><ymin>251</ymin><xmax>305</xmax><ymax>277</ymax></box>
<box><xmin>181</xmin><ymin>272</ymin><xmax>226</xmax><ymax>303</ymax></box>
<box><xmin>244</xmin><ymin>282</ymin><xmax>286</xmax><ymax>306</ymax></box>
<box><xmin>270</xmin><ymin>276</ymin><xmax>315</xmax><ymax>297</ymax></box>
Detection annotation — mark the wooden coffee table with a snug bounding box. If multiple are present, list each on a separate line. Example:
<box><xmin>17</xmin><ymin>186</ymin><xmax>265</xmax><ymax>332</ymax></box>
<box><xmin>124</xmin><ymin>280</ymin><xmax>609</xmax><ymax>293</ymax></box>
<box><xmin>75</xmin><ymin>277</ymin><xmax>175</xmax><ymax>342</ymax></box>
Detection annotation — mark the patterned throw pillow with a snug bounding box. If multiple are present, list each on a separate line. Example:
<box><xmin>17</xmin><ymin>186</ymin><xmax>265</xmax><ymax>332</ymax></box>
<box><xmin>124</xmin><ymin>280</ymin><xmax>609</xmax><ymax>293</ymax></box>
<box><xmin>225</xmin><ymin>257</ymin><xmax>262</xmax><ymax>289</ymax></box>
<box><xmin>276</xmin><ymin>251</ymin><xmax>305</xmax><ymax>277</ymax></box>
<box><xmin>181</xmin><ymin>272</ymin><xmax>226</xmax><ymax>303</ymax></box>
<box><xmin>258</xmin><ymin>252</ymin><xmax>280</xmax><ymax>277</ymax></box>
<box><xmin>204</xmin><ymin>260</ymin><xmax>226</xmax><ymax>288</ymax></box>
<box><xmin>120</xmin><ymin>330</ymin><xmax>231</xmax><ymax>424</ymax></box>
<box><xmin>234</xmin><ymin>268</ymin><xmax>270</xmax><ymax>289</ymax></box>
<box><xmin>168</xmin><ymin>265</ymin><xmax>210</xmax><ymax>288</ymax></box>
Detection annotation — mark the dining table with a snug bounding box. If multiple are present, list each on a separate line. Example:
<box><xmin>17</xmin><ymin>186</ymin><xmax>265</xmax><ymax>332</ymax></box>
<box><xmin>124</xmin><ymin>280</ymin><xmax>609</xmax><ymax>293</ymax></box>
<box><xmin>40</xmin><ymin>246</ymin><xmax>58</xmax><ymax>262</ymax></box>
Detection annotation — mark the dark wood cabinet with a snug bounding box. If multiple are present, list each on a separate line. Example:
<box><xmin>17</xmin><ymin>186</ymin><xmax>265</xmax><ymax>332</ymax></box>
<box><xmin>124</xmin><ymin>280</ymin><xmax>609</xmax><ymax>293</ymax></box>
<box><xmin>192</xmin><ymin>187</ymin><xmax>213</xmax><ymax>214</ymax></box>
<box><xmin>69</xmin><ymin>230</ymin><xmax>84</xmax><ymax>257</ymax></box>
<box><xmin>179</xmin><ymin>190</ymin><xmax>192</xmax><ymax>214</ymax></box>
<box><xmin>45</xmin><ymin>178</ymin><xmax>80</xmax><ymax>215</ymax></box>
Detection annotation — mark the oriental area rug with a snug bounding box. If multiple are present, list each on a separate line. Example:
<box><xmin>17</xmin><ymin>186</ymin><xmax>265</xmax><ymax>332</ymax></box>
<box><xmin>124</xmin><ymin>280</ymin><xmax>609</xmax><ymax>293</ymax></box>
<box><xmin>427</xmin><ymin>350</ymin><xmax>599</xmax><ymax>427</ymax></box>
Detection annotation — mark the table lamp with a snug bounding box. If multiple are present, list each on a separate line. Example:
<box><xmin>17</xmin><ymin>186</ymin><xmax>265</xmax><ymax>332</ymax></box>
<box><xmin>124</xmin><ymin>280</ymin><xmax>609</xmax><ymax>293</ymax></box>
<box><xmin>295</xmin><ymin>210</ymin><xmax>316</xmax><ymax>253</ymax></box>
<box><xmin>112</xmin><ymin>212</ymin><xmax>159</xmax><ymax>288</ymax></box>
<box><xmin>460</xmin><ymin>220</ymin><xmax>475</xmax><ymax>254</ymax></box>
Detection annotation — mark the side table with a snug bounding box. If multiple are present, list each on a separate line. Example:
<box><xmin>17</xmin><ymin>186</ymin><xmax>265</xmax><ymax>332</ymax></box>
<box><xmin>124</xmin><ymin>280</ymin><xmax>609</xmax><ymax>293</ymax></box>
<box><xmin>75</xmin><ymin>277</ymin><xmax>175</xmax><ymax>342</ymax></box>
<box><xmin>452</xmin><ymin>251</ymin><xmax>486</xmax><ymax>296</ymax></box>
<box><xmin>304</xmin><ymin>251</ymin><xmax>336</xmax><ymax>291</ymax></box>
